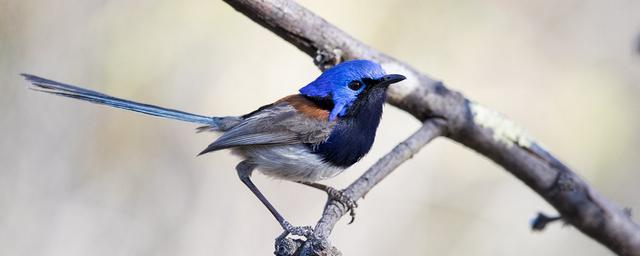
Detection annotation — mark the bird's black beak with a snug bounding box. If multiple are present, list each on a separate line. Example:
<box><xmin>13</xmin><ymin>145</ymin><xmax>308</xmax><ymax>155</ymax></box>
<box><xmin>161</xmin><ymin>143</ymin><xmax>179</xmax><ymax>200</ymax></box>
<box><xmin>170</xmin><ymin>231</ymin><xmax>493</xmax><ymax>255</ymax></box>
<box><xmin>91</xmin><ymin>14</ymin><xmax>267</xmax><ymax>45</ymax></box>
<box><xmin>376</xmin><ymin>74</ymin><xmax>406</xmax><ymax>87</ymax></box>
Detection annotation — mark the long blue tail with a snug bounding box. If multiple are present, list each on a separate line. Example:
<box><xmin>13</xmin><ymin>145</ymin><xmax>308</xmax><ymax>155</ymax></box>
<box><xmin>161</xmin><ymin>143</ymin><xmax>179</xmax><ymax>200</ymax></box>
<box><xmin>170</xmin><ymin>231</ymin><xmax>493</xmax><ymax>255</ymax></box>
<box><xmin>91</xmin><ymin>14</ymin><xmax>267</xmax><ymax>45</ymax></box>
<box><xmin>21</xmin><ymin>74</ymin><xmax>216</xmax><ymax>126</ymax></box>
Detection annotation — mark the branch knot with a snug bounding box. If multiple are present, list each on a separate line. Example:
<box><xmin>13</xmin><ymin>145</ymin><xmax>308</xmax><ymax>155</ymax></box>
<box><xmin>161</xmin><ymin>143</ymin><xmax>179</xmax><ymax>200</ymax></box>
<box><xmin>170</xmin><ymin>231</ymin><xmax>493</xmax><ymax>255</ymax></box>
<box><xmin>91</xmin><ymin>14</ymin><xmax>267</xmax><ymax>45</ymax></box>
<box><xmin>314</xmin><ymin>48</ymin><xmax>343</xmax><ymax>71</ymax></box>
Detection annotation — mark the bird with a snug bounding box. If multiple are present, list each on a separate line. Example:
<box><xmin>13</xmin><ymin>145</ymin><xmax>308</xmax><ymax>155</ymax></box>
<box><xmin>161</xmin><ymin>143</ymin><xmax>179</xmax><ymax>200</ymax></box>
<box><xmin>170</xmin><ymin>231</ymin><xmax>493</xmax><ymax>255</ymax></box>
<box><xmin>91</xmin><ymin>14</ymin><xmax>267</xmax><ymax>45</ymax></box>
<box><xmin>21</xmin><ymin>59</ymin><xmax>406</xmax><ymax>236</ymax></box>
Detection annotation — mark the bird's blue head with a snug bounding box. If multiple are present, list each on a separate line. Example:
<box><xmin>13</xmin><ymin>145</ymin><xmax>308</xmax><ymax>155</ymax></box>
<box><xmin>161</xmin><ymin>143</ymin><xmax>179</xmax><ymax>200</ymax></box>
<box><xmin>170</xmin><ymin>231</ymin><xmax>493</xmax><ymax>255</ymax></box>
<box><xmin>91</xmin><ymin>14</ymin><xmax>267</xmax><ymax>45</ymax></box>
<box><xmin>299</xmin><ymin>60</ymin><xmax>405</xmax><ymax>121</ymax></box>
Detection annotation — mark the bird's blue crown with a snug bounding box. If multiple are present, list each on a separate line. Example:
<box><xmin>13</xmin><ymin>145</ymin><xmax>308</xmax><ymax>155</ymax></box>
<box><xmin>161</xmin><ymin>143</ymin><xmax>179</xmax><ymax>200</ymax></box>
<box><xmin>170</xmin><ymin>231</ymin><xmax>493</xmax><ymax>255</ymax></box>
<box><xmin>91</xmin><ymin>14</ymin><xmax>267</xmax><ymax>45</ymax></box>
<box><xmin>299</xmin><ymin>60</ymin><xmax>387</xmax><ymax>121</ymax></box>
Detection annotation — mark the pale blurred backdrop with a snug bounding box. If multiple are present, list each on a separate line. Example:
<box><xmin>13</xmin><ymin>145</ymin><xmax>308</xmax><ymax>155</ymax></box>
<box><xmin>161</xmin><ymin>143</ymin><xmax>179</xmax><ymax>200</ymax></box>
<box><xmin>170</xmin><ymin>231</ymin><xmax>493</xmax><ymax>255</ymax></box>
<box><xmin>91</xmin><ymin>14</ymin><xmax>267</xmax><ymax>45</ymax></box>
<box><xmin>1</xmin><ymin>0</ymin><xmax>639</xmax><ymax>255</ymax></box>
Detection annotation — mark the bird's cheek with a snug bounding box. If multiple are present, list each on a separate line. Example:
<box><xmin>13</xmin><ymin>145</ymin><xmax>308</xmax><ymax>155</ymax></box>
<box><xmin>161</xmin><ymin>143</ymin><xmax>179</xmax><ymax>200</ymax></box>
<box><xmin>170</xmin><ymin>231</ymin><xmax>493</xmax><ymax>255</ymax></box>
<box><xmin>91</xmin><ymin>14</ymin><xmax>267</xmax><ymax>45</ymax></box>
<box><xmin>328</xmin><ymin>101</ymin><xmax>347</xmax><ymax>121</ymax></box>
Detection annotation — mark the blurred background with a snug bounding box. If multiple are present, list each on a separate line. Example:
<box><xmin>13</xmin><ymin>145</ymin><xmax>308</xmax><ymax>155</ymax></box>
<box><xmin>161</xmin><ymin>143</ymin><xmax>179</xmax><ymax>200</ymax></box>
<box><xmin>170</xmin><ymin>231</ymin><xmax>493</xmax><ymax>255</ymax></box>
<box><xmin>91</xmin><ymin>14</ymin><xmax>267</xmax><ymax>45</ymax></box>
<box><xmin>1</xmin><ymin>0</ymin><xmax>639</xmax><ymax>255</ymax></box>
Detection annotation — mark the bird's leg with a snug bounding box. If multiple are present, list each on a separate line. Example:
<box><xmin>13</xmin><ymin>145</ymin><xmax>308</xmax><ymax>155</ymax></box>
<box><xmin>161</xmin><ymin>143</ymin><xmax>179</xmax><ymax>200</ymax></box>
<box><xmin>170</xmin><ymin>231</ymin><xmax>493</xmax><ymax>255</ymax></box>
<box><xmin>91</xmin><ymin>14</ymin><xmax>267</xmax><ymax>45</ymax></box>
<box><xmin>236</xmin><ymin>161</ymin><xmax>313</xmax><ymax>237</ymax></box>
<box><xmin>297</xmin><ymin>181</ymin><xmax>358</xmax><ymax>224</ymax></box>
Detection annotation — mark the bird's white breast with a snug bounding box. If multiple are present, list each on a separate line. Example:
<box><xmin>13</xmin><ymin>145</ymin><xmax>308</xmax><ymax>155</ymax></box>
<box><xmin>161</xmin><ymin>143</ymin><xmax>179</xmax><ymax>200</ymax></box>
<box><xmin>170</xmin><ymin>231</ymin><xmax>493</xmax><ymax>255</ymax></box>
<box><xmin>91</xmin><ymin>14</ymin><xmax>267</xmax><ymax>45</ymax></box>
<box><xmin>233</xmin><ymin>144</ymin><xmax>345</xmax><ymax>182</ymax></box>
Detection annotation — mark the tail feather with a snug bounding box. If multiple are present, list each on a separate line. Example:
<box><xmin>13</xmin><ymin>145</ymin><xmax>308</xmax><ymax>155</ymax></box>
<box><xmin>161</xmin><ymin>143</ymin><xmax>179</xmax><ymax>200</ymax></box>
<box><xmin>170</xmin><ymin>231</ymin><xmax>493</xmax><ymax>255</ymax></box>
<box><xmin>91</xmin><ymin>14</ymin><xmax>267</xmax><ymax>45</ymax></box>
<box><xmin>21</xmin><ymin>73</ymin><xmax>217</xmax><ymax>126</ymax></box>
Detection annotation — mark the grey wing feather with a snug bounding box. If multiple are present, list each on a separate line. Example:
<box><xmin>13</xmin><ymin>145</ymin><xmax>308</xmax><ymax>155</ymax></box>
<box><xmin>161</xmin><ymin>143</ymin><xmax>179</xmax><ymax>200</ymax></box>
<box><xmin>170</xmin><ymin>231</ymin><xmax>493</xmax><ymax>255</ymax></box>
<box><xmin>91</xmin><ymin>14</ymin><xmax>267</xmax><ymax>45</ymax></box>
<box><xmin>202</xmin><ymin>132</ymin><xmax>297</xmax><ymax>151</ymax></box>
<box><xmin>199</xmin><ymin>103</ymin><xmax>333</xmax><ymax>154</ymax></box>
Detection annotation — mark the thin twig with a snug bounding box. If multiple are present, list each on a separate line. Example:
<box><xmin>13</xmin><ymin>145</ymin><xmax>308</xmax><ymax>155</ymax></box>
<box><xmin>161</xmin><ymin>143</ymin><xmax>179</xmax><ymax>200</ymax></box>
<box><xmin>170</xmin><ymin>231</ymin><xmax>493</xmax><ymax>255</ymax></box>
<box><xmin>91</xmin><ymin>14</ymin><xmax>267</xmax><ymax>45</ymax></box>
<box><xmin>315</xmin><ymin>119</ymin><xmax>446</xmax><ymax>239</ymax></box>
<box><xmin>275</xmin><ymin>119</ymin><xmax>446</xmax><ymax>256</ymax></box>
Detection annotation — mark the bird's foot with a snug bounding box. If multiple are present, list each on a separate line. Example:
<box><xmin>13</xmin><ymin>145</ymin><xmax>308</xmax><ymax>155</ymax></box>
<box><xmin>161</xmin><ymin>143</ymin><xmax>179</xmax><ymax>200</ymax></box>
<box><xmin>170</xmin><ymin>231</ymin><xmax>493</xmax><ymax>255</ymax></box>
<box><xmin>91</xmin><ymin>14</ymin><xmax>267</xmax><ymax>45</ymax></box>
<box><xmin>280</xmin><ymin>220</ymin><xmax>314</xmax><ymax>239</ymax></box>
<box><xmin>325</xmin><ymin>187</ymin><xmax>358</xmax><ymax>224</ymax></box>
<box><xmin>295</xmin><ymin>181</ymin><xmax>359</xmax><ymax>224</ymax></box>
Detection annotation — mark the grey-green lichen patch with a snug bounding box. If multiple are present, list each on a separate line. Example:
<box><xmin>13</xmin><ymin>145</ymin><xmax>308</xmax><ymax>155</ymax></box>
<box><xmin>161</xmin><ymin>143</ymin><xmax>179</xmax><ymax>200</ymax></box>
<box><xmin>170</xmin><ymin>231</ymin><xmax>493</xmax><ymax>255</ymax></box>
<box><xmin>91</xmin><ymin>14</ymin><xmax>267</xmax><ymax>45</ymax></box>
<box><xmin>469</xmin><ymin>102</ymin><xmax>535</xmax><ymax>148</ymax></box>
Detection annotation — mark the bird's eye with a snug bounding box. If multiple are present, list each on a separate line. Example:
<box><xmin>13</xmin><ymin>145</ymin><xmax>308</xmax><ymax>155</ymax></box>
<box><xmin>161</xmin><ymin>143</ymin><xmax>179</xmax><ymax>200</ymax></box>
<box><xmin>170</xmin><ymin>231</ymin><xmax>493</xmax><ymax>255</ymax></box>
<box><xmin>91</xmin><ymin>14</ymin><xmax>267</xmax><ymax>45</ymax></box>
<box><xmin>348</xmin><ymin>80</ymin><xmax>363</xmax><ymax>91</ymax></box>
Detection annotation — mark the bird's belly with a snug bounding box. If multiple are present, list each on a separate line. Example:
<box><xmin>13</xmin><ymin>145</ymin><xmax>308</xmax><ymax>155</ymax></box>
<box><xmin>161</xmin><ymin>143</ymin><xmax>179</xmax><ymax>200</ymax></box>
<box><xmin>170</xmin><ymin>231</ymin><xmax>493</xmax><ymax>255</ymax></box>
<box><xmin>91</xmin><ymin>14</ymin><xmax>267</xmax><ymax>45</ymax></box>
<box><xmin>233</xmin><ymin>144</ymin><xmax>344</xmax><ymax>182</ymax></box>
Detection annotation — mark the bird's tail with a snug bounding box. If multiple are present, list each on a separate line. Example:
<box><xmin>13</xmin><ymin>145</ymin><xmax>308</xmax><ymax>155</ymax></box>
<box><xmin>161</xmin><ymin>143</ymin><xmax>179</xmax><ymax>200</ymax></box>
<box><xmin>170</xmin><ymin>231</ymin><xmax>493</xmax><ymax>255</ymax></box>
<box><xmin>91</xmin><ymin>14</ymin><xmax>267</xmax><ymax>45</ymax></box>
<box><xmin>21</xmin><ymin>74</ymin><xmax>218</xmax><ymax>126</ymax></box>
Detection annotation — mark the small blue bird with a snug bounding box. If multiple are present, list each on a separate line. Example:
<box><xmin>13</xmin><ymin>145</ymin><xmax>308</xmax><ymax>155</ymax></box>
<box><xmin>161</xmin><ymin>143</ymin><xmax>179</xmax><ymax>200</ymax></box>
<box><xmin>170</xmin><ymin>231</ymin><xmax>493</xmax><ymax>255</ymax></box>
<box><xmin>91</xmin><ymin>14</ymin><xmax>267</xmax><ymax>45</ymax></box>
<box><xmin>22</xmin><ymin>60</ymin><xmax>405</xmax><ymax>235</ymax></box>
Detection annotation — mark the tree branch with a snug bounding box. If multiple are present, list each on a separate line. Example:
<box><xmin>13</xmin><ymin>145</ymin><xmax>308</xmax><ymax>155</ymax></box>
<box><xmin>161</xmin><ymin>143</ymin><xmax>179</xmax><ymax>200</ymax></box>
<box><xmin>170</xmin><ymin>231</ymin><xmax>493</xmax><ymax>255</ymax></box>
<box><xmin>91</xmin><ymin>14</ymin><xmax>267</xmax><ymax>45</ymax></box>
<box><xmin>223</xmin><ymin>0</ymin><xmax>640</xmax><ymax>255</ymax></box>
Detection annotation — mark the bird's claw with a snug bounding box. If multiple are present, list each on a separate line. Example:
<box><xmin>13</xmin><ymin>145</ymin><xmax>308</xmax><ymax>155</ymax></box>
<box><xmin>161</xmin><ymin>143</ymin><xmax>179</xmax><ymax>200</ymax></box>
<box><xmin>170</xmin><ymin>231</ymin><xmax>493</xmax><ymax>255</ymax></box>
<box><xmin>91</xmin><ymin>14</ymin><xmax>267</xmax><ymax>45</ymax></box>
<box><xmin>325</xmin><ymin>187</ymin><xmax>358</xmax><ymax>224</ymax></box>
<box><xmin>280</xmin><ymin>220</ymin><xmax>314</xmax><ymax>239</ymax></box>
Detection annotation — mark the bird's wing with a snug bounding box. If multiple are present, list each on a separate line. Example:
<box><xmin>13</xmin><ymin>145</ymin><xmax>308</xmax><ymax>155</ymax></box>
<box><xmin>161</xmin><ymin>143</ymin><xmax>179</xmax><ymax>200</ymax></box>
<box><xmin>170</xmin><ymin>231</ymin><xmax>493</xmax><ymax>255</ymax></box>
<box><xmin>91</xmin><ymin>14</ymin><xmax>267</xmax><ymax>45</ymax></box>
<box><xmin>199</xmin><ymin>95</ymin><xmax>334</xmax><ymax>154</ymax></box>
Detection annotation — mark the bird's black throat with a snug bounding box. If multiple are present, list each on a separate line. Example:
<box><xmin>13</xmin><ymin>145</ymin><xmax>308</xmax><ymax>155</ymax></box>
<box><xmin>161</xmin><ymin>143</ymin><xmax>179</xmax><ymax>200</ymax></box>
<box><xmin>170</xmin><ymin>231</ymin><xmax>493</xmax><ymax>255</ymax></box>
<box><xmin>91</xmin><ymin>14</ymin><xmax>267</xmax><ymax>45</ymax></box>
<box><xmin>307</xmin><ymin>86</ymin><xmax>388</xmax><ymax>168</ymax></box>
